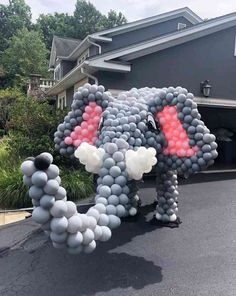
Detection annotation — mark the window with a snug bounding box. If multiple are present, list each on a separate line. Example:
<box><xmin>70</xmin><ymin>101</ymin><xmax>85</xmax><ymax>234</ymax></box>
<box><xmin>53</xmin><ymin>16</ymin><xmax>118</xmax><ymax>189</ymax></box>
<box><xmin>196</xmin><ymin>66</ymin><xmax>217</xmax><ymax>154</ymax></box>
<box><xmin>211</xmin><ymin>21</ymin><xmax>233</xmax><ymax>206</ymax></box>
<box><xmin>54</xmin><ymin>63</ymin><xmax>61</xmax><ymax>81</ymax></box>
<box><xmin>178</xmin><ymin>23</ymin><xmax>187</xmax><ymax>30</ymax></box>
<box><xmin>57</xmin><ymin>91</ymin><xmax>67</xmax><ymax>109</ymax></box>
<box><xmin>77</xmin><ymin>49</ymin><xmax>89</xmax><ymax>65</ymax></box>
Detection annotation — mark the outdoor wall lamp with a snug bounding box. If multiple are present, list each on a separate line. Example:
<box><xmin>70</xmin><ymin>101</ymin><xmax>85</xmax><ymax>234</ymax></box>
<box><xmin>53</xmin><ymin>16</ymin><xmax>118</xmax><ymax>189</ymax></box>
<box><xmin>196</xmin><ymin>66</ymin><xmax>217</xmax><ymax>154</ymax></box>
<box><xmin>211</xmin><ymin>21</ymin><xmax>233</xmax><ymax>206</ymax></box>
<box><xmin>200</xmin><ymin>79</ymin><xmax>212</xmax><ymax>97</ymax></box>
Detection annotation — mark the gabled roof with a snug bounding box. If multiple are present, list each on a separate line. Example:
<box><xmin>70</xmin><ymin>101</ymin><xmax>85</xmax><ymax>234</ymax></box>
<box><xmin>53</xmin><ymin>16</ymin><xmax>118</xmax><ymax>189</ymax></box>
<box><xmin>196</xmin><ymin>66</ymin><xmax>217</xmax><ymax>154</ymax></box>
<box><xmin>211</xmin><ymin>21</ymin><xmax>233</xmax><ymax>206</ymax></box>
<box><xmin>49</xmin><ymin>36</ymin><xmax>81</xmax><ymax>68</ymax></box>
<box><xmin>90</xmin><ymin>7</ymin><xmax>203</xmax><ymax>39</ymax></box>
<box><xmin>87</xmin><ymin>10</ymin><xmax>236</xmax><ymax>70</ymax></box>
<box><xmin>57</xmin><ymin>7</ymin><xmax>203</xmax><ymax>62</ymax></box>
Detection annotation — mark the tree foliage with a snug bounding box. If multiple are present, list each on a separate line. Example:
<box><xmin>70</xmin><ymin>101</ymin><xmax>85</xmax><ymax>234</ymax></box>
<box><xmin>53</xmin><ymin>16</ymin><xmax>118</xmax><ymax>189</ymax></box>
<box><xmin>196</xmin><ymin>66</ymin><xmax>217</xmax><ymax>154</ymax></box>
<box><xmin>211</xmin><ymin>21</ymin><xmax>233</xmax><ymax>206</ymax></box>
<box><xmin>0</xmin><ymin>88</ymin><xmax>24</xmax><ymax>134</ymax></box>
<box><xmin>2</xmin><ymin>28</ymin><xmax>48</xmax><ymax>79</ymax></box>
<box><xmin>0</xmin><ymin>0</ymin><xmax>127</xmax><ymax>87</ymax></box>
<box><xmin>36</xmin><ymin>0</ymin><xmax>127</xmax><ymax>50</ymax></box>
<box><xmin>35</xmin><ymin>13</ymin><xmax>75</xmax><ymax>50</ymax></box>
<box><xmin>7</xmin><ymin>96</ymin><xmax>66</xmax><ymax>158</ymax></box>
<box><xmin>73</xmin><ymin>0</ymin><xmax>105</xmax><ymax>39</ymax></box>
<box><xmin>104</xmin><ymin>10</ymin><xmax>127</xmax><ymax>29</ymax></box>
<box><xmin>0</xmin><ymin>0</ymin><xmax>31</xmax><ymax>53</ymax></box>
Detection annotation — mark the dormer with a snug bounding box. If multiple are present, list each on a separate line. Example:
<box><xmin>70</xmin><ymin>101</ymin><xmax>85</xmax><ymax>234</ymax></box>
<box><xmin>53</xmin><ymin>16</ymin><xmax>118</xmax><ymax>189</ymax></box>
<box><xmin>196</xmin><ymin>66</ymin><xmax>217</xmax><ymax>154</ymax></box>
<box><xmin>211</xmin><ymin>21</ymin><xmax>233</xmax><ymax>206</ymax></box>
<box><xmin>49</xmin><ymin>36</ymin><xmax>82</xmax><ymax>80</ymax></box>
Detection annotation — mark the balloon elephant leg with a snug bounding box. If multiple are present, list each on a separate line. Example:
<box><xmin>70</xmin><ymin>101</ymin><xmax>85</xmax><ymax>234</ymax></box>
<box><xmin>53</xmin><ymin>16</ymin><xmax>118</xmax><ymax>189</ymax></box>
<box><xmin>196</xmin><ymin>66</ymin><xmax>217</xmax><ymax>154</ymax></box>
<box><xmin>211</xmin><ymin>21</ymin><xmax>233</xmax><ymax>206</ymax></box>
<box><xmin>154</xmin><ymin>170</ymin><xmax>181</xmax><ymax>227</ymax></box>
<box><xmin>126</xmin><ymin>180</ymin><xmax>141</xmax><ymax>218</ymax></box>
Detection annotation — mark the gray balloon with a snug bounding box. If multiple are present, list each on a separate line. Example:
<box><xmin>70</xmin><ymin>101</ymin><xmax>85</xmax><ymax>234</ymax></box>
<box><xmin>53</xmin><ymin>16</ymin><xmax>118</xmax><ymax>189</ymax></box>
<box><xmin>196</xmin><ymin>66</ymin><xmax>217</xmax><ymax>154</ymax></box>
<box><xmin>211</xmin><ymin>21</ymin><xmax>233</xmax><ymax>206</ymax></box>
<box><xmin>50</xmin><ymin>217</ymin><xmax>68</xmax><ymax>234</ymax></box>
<box><xmin>55</xmin><ymin>186</ymin><xmax>67</xmax><ymax>200</ymax></box>
<box><xmin>46</xmin><ymin>164</ymin><xmax>60</xmax><ymax>179</ymax></box>
<box><xmin>21</xmin><ymin>160</ymin><xmax>36</xmax><ymax>177</ymax></box>
<box><xmin>29</xmin><ymin>186</ymin><xmax>44</xmax><ymax>200</ymax></box>
<box><xmin>32</xmin><ymin>207</ymin><xmax>50</xmax><ymax>224</ymax></box>
<box><xmin>23</xmin><ymin>175</ymin><xmax>32</xmax><ymax>187</ymax></box>
<box><xmin>50</xmin><ymin>231</ymin><xmax>68</xmax><ymax>243</ymax></box>
<box><xmin>40</xmin><ymin>195</ymin><xmax>55</xmax><ymax>209</ymax></box>
<box><xmin>31</xmin><ymin>171</ymin><xmax>48</xmax><ymax>187</ymax></box>
<box><xmin>108</xmin><ymin>215</ymin><xmax>121</xmax><ymax>229</ymax></box>
<box><xmin>44</xmin><ymin>180</ymin><xmax>60</xmax><ymax>195</ymax></box>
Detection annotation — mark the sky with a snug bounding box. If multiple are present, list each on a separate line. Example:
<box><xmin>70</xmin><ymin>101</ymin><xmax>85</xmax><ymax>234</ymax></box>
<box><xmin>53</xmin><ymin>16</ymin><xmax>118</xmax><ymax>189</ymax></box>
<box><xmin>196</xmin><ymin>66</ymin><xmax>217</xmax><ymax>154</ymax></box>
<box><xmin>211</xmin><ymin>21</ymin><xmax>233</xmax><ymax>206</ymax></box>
<box><xmin>1</xmin><ymin>0</ymin><xmax>236</xmax><ymax>22</ymax></box>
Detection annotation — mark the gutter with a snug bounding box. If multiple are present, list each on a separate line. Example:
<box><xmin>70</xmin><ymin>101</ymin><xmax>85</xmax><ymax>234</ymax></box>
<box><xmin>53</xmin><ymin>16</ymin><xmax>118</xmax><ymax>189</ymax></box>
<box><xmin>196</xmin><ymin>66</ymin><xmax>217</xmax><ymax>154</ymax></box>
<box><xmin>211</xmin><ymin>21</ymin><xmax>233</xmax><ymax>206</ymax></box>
<box><xmin>46</xmin><ymin>62</ymin><xmax>86</xmax><ymax>95</ymax></box>
<box><xmin>87</xmin><ymin>35</ymin><xmax>102</xmax><ymax>54</ymax></box>
<box><xmin>81</xmin><ymin>66</ymin><xmax>98</xmax><ymax>85</ymax></box>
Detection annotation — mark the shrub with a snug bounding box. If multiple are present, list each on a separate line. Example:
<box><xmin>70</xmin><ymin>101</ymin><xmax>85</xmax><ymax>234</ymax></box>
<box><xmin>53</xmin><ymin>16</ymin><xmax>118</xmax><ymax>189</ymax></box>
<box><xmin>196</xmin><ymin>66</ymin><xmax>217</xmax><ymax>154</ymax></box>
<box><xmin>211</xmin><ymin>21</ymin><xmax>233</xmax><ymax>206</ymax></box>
<box><xmin>7</xmin><ymin>96</ymin><xmax>67</xmax><ymax>158</ymax></box>
<box><xmin>0</xmin><ymin>165</ymin><xmax>30</xmax><ymax>209</ymax></box>
<box><xmin>0</xmin><ymin>162</ymin><xmax>94</xmax><ymax>209</ymax></box>
<box><xmin>60</xmin><ymin>167</ymin><xmax>94</xmax><ymax>201</ymax></box>
<box><xmin>0</xmin><ymin>87</ymin><xmax>24</xmax><ymax>133</ymax></box>
<box><xmin>0</xmin><ymin>141</ymin><xmax>94</xmax><ymax>208</ymax></box>
<box><xmin>0</xmin><ymin>142</ymin><xmax>28</xmax><ymax>208</ymax></box>
<box><xmin>0</xmin><ymin>130</ymin><xmax>5</xmax><ymax>137</ymax></box>
<box><xmin>0</xmin><ymin>95</ymin><xmax>95</xmax><ymax>209</ymax></box>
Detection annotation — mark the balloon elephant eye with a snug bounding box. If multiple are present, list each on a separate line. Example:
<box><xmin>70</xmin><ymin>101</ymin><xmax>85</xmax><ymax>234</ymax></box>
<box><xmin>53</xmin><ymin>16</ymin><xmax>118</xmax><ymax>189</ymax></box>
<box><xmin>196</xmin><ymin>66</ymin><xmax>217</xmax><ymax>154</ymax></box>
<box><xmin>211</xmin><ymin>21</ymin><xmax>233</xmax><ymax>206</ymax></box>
<box><xmin>147</xmin><ymin>113</ymin><xmax>158</xmax><ymax>131</ymax></box>
<box><xmin>98</xmin><ymin>115</ymin><xmax>104</xmax><ymax>131</ymax></box>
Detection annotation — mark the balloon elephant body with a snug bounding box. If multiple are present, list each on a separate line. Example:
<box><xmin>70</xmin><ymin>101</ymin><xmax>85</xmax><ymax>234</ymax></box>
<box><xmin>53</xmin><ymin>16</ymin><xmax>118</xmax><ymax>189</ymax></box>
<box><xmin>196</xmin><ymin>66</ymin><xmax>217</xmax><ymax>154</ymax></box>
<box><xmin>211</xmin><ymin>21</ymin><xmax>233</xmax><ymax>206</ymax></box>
<box><xmin>21</xmin><ymin>84</ymin><xmax>218</xmax><ymax>254</ymax></box>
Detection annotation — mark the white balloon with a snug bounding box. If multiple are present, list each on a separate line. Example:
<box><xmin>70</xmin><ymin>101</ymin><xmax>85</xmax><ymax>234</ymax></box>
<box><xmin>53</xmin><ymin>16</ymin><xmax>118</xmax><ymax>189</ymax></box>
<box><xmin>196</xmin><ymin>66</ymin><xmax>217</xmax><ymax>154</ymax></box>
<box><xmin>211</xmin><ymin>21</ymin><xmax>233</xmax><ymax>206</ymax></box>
<box><xmin>67</xmin><ymin>215</ymin><xmax>83</xmax><ymax>233</ymax></box>
<box><xmin>129</xmin><ymin>207</ymin><xmax>137</xmax><ymax>216</ymax></box>
<box><xmin>74</xmin><ymin>143</ymin><xmax>105</xmax><ymax>173</ymax></box>
<box><xmin>94</xmin><ymin>225</ymin><xmax>102</xmax><ymax>240</ymax></box>
<box><xmin>87</xmin><ymin>216</ymin><xmax>97</xmax><ymax>230</ymax></box>
<box><xmin>82</xmin><ymin>229</ymin><xmax>94</xmax><ymax>245</ymax></box>
<box><xmin>65</xmin><ymin>201</ymin><xmax>77</xmax><ymax>218</ymax></box>
<box><xmin>125</xmin><ymin>147</ymin><xmax>157</xmax><ymax>180</ymax></box>
<box><xmin>67</xmin><ymin>232</ymin><xmax>83</xmax><ymax>248</ymax></box>
<box><xmin>87</xmin><ymin>208</ymin><xmax>100</xmax><ymax>221</ymax></box>
<box><xmin>99</xmin><ymin>226</ymin><xmax>112</xmax><ymax>242</ymax></box>
<box><xmin>84</xmin><ymin>240</ymin><xmax>96</xmax><ymax>254</ymax></box>
<box><xmin>50</xmin><ymin>200</ymin><xmax>67</xmax><ymax>218</ymax></box>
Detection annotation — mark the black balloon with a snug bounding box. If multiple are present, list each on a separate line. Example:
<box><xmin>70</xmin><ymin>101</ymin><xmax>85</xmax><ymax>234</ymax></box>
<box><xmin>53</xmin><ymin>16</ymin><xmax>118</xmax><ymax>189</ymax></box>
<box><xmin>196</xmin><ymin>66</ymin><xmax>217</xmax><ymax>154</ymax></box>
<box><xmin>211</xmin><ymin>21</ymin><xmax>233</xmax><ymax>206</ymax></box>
<box><xmin>34</xmin><ymin>155</ymin><xmax>51</xmax><ymax>170</ymax></box>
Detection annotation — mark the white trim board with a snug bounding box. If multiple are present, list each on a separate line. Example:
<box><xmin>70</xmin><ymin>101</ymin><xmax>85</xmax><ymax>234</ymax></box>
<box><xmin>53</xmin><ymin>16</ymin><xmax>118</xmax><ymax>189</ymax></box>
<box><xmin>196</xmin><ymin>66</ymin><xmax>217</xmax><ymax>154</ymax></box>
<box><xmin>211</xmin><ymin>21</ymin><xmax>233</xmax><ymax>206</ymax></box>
<box><xmin>194</xmin><ymin>97</ymin><xmax>236</xmax><ymax>109</ymax></box>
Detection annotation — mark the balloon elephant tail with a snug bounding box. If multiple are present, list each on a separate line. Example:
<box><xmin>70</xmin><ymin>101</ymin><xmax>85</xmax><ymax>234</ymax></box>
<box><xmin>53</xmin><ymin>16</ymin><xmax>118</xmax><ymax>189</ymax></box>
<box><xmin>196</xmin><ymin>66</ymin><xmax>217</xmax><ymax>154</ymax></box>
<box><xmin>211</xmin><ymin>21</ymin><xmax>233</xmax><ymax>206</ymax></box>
<box><xmin>21</xmin><ymin>153</ymin><xmax>119</xmax><ymax>254</ymax></box>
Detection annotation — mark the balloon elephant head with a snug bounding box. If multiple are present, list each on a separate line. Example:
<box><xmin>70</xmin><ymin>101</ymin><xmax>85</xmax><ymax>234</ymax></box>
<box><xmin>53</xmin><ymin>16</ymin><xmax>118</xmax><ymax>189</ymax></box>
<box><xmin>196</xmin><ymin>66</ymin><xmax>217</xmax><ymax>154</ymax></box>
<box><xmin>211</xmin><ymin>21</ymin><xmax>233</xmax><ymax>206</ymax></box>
<box><xmin>21</xmin><ymin>84</ymin><xmax>218</xmax><ymax>254</ymax></box>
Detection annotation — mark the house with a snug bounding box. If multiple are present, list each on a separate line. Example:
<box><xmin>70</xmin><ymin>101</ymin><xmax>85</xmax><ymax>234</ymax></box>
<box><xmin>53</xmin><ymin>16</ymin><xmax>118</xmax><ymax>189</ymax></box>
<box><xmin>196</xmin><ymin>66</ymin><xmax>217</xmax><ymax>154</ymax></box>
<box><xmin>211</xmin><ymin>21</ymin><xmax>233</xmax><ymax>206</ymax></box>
<box><xmin>47</xmin><ymin>7</ymin><xmax>236</xmax><ymax>165</ymax></box>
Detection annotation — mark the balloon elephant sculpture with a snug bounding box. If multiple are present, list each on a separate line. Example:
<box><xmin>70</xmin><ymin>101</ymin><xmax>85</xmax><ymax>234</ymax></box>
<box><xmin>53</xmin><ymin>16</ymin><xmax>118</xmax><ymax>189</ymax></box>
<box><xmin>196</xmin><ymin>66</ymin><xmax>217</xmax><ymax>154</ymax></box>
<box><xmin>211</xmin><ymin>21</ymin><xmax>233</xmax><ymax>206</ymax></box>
<box><xmin>21</xmin><ymin>84</ymin><xmax>218</xmax><ymax>254</ymax></box>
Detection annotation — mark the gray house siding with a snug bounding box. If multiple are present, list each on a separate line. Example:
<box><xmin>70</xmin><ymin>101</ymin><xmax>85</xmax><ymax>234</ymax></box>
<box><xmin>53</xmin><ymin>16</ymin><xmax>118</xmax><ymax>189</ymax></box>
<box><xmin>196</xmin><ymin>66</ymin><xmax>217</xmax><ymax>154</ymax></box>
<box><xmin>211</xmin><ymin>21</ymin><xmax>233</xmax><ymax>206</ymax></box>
<box><xmin>66</xmin><ymin>86</ymin><xmax>74</xmax><ymax>107</ymax></box>
<box><xmin>96</xmin><ymin>26</ymin><xmax>236</xmax><ymax>99</ymax></box>
<box><xmin>90</xmin><ymin>17</ymin><xmax>193</xmax><ymax>57</ymax></box>
<box><xmin>61</xmin><ymin>61</ymin><xmax>76</xmax><ymax>77</ymax></box>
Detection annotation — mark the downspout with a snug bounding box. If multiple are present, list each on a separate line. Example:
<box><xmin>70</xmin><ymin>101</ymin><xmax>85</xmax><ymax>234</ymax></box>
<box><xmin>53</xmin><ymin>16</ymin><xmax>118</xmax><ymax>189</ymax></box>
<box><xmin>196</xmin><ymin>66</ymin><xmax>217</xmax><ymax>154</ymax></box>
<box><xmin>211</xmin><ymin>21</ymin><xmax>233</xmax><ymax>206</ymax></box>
<box><xmin>87</xmin><ymin>35</ymin><xmax>102</xmax><ymax>55</ymax></box>
<box><xmin>81</xmin><ymin>67</ymin><xmax>98</xmax><ymax>85</ymax></box>
<box><xmin>81</xmin><ymin>36</ymin><xmax>101</xmax><ymax>85</ymax></box>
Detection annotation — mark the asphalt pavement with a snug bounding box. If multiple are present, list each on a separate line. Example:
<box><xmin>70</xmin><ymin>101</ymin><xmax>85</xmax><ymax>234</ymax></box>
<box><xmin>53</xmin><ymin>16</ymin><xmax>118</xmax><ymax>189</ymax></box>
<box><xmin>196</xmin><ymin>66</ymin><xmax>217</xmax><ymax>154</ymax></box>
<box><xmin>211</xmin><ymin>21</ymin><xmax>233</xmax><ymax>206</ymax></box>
<box><xmin>1</xmin><ymin>173</ymin><xmax>236</xmax><ymax>296</ymax></box>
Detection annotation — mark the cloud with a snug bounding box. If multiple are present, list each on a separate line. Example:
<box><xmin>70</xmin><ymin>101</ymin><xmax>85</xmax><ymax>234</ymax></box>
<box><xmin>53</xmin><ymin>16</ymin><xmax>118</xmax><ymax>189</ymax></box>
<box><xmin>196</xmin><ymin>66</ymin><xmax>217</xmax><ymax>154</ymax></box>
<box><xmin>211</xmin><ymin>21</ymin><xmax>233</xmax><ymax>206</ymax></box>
<box><xmin>2</xmin><ymin>0</ymin><xmax>236</xmax><ymax>22</ymax></box>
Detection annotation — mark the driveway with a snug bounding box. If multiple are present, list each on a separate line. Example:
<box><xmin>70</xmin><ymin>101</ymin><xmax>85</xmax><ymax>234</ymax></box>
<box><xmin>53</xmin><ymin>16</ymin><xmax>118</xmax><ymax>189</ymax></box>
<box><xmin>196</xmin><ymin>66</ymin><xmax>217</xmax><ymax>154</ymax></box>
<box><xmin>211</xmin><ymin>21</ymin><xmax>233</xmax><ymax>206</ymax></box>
<box><xmin>0</xmin><ymin>173</ymin><xmax>236</xmax><ymax>296</ymax></box>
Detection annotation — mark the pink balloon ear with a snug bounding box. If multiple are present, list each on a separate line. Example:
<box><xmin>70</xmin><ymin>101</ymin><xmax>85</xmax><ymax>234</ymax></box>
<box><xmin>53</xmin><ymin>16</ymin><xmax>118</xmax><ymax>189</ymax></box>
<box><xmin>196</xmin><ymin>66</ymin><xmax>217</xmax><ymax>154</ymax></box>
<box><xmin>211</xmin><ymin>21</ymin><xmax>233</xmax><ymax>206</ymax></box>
<box><xmin>155</xmin><ymin>106</ymin><xmax>198</xmax><ymax>157</ymax></box>
<box><xmin>68</xmin><ymin>102</ymin><xmax>102</xmax><ymax>148</ymax></box>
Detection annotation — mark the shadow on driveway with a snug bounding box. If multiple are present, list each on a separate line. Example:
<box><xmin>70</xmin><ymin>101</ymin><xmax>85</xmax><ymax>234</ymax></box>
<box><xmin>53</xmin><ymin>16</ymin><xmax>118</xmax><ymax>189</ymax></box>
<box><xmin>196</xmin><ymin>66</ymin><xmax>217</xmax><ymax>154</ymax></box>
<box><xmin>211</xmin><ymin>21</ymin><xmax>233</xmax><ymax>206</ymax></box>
<box><xmin>0</xmin><ymin>204</ymin><xmax>163</xmax><ymax>296</ymax></box>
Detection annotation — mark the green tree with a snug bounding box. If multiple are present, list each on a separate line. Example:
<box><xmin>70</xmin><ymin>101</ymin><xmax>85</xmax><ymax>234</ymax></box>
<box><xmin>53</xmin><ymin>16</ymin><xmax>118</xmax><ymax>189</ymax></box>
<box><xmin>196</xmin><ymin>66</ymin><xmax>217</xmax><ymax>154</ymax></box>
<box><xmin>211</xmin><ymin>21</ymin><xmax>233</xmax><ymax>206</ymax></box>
<box><xmin>35</xmin><ymin>1</ymin><xmax>127</xmax><ymax>50</ymax></box>
<box><xmin>73</xmin><ymin>0</ymin><xmax>105</xmax><ymax>39</ymax></box>
<box><xmin>102</xmin><ymin>10</ymin><xmax>127</xmax><ymax>29</ymax></box>
<box><xmin>7</xmin><ymin>96</ymin><xmax>66</xmax><ymax>158</ymax></box>
<box><xmin>35</xmin><ymin>13</ymin><xmax>75</xmax><ymax>50</ymax></box>
<box><xmin>0</xmin><ymin>88</ymin><xmax>23</xmax><ymax>134</ymax></box>
<box><xmin>0</xmin><ymin>0</ymin><xmax>32</xmax><ymax>53</ymax></box>
<box><xmin>2</xmin><ymin>28</ymin><xmax>48</xmax><ymax>80</ymax></box>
